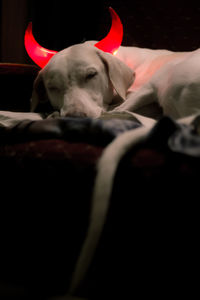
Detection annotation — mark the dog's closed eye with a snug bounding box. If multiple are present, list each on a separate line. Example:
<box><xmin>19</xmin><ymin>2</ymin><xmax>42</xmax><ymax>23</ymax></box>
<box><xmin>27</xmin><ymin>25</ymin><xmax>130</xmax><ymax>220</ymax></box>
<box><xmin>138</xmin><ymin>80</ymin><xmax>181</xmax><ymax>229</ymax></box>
<box><xmin>47</xmin><ymin>85</ymin><xmax>65</xmax><ymax>94</ymax></box>
<box><xmin>85</xmin><ymin>68</ymin><xmax>98</xmax><ymax>81</ymax></box>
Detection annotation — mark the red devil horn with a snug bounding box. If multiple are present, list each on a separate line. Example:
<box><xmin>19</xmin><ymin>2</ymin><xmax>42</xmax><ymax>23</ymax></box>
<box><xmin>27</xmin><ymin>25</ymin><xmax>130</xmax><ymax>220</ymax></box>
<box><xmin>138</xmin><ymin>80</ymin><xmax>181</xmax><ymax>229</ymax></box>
<box><xmin>95</xmin><ymin>7</ymin><xmax>123</xmax><ymax>55</ymax></box>
<box><xmin>25</xmin><ymin>7</ymin><xmax>122</xmax><ymax>68</ymax></box>
<box><xmin>24</xmin><ymin>22</ymin><xmax>57</xmax><ymax>68</ymax></box>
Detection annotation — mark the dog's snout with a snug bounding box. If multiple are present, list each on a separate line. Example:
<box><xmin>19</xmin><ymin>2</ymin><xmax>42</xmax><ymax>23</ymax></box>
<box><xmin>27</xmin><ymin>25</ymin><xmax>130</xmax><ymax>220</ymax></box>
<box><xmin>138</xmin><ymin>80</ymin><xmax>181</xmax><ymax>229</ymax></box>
<box><xmin>61</xmin><ymin>91</ymin><xmax>103</xmax><ymax>118</ymax></box>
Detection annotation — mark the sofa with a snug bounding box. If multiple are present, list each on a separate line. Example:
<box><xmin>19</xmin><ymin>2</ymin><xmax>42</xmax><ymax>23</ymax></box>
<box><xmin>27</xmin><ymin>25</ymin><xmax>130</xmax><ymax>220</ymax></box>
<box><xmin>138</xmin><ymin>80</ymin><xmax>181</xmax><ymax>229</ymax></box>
<box><xmin>0</xmin><ymin>60</ymin><xmax>200</xmax><ymax>299</ymax></box>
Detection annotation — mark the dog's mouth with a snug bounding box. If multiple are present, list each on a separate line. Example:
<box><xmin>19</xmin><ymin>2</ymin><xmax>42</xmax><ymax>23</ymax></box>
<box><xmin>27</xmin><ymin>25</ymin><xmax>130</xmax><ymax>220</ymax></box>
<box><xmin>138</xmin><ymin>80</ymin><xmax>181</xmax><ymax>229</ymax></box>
<box><xmin>24</xmin><ymin>7</ymin><xmax>123</xmax><ymax>68</ymax></box>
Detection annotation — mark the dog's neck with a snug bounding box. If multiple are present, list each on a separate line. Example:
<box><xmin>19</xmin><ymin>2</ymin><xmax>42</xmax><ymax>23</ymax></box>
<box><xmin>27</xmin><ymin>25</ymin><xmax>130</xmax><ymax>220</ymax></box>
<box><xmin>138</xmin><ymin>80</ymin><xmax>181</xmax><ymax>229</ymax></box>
<box><xmin>116</xmin><ymin>46</ymin><xmax>189</xmax><ymax>90</ymax></box>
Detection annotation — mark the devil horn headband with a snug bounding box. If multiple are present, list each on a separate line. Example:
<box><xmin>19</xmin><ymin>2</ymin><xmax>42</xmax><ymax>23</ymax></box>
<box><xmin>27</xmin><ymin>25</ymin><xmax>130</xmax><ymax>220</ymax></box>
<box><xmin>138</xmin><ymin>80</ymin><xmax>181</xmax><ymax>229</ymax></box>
<box><xmin>24</xmin><ymin>7</ymin><xmax>123</xmax><ymax>68</ymax></box>
<box><xmin>94</xmin><ymin>7</ymin><xmax>123</xmax><ymax>54</ymax></box>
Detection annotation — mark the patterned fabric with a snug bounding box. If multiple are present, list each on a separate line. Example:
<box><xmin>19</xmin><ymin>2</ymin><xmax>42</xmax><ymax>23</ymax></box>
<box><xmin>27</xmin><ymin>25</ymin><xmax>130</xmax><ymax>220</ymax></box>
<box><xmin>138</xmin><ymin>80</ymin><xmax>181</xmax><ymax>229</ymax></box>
<box><xmin>0</xmin><ymin>117</ymin><xmax>141</xmax><ymax>146</ymax></box>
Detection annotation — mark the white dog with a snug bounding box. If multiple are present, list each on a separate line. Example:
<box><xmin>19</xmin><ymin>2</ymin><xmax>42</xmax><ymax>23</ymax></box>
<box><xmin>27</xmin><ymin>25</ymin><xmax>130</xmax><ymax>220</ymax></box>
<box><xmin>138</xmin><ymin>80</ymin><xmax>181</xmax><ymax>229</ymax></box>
<box><xmin>2</xmin><ymin>43</ymin><xmax>200</xmax><ymax>128</ymax></box>
<box><xmin>31</xmin><ymin>41</ymin><xmax>200</xmax><ymax>121</ymax></box>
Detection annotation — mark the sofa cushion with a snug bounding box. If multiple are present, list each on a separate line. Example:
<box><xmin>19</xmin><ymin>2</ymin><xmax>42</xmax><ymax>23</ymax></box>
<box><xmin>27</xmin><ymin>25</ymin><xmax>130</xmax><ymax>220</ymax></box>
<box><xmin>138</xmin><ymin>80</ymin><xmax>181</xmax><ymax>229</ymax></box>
<box><xmin>0</xmin><ymin>63</ymin><xmax>39</xmax><ymax>111</ymax></box>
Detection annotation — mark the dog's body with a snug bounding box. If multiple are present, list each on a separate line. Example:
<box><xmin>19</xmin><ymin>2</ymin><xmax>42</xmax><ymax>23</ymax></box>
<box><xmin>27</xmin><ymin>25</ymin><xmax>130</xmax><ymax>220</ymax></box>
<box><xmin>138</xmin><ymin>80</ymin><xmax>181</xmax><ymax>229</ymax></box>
<box><xmin>115</xmin><ymin>46</ymin><xmax>200</xmax><ymax>118</ymax></box>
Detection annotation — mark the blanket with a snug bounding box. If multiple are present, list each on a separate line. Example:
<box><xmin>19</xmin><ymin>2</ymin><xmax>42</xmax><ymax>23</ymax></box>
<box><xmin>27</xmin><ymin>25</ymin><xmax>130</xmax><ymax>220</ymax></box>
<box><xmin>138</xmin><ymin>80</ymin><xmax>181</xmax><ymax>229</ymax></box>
<box><xmin>0</xmin><ymin>111</ymin><xmax>141</xmax><ymax>146</ymax></box>
<box><xmin>1</xmin><ymin>110</ymin><xmax>200</xmax><ymax>156</ymax></box>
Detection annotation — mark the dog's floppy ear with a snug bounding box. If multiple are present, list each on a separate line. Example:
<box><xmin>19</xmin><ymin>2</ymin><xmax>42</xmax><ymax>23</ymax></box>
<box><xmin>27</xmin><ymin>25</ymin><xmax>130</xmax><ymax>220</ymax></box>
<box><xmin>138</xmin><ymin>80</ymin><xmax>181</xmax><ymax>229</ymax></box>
<box><xmin>97</xmin><ymin>50</ymin><xmax>135</xmax><ymax>101</ymax></box>
<box><xmin>31</xmin><ymin>71</ymin><xmax>48</xmax><ymax>112</ymax></box>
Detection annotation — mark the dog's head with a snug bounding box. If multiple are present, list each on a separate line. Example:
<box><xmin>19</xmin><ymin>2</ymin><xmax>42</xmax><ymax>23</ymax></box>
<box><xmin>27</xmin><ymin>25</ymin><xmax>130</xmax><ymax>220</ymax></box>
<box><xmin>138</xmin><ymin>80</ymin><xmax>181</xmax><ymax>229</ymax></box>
<box><xmin>31</xmin><ymin>43</ymin><xmax>134</xmax><ymax>118</ymax></box>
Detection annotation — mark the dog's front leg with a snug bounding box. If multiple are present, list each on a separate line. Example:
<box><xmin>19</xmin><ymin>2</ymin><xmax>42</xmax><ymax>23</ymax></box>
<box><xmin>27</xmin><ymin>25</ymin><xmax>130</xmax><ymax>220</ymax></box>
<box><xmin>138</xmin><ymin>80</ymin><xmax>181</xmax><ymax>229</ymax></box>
<box><xmin>113</xmin><ymin>84</ymin><xmax>156</xmax><ymax>113</ymax></box>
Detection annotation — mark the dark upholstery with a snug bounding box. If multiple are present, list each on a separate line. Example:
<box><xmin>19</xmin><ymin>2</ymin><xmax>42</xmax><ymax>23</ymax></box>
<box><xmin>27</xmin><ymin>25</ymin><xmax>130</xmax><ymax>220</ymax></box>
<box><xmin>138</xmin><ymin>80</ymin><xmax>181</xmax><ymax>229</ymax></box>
<box><xmin>1</xmin><ymin>1</ymin><xmax>200</xmax><ymax>297</ymax></box>
<box><xmin>0</xmin><ymin>64</ymin><xmax>39</xmax><ymax>111</ymax></box>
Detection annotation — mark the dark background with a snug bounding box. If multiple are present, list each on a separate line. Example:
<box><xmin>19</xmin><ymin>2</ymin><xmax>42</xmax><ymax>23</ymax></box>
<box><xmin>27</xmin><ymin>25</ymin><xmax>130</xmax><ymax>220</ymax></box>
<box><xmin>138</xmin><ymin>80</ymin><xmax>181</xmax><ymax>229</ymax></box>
<box><xmin>1</xmin><ymin>0</ymin><xmax>200</xmax><ymax>64</ymax></box>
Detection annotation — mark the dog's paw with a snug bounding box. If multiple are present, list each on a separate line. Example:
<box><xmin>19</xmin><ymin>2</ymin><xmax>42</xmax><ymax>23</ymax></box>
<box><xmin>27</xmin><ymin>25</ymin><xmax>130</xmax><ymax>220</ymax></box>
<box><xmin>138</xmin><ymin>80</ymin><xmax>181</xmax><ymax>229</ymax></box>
<box><xmin>46</xmin><ymin>111</ymin><xmax>60</xmax><ymax>119</ymax></box>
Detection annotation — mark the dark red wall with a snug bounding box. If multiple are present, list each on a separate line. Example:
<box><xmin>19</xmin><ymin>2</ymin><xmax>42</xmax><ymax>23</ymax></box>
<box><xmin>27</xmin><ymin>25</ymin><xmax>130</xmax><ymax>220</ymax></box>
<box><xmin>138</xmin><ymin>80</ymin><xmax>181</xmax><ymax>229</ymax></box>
<box><xmin>28</xmin><ymin>0</ymin><xmax>200</xmax><ymax>52</ymax></box>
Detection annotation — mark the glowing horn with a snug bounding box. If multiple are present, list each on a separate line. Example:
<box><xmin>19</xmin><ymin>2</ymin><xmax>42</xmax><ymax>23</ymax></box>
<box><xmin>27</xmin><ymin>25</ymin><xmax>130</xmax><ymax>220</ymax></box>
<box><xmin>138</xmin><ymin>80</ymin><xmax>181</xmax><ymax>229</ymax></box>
<box><xmin>95</xmin><ymin>7</ymin><xmax>123</xmax><ymax>55</ymax></box>
<box><xmin>24</xmin><ymin>22</ymin><xmax>57</xmax><ymax>68</ymax></box>
<box><xmin>24</xmin><ymin>7</ymin><xmax>123</xmax><ymax>68</ymax></box>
